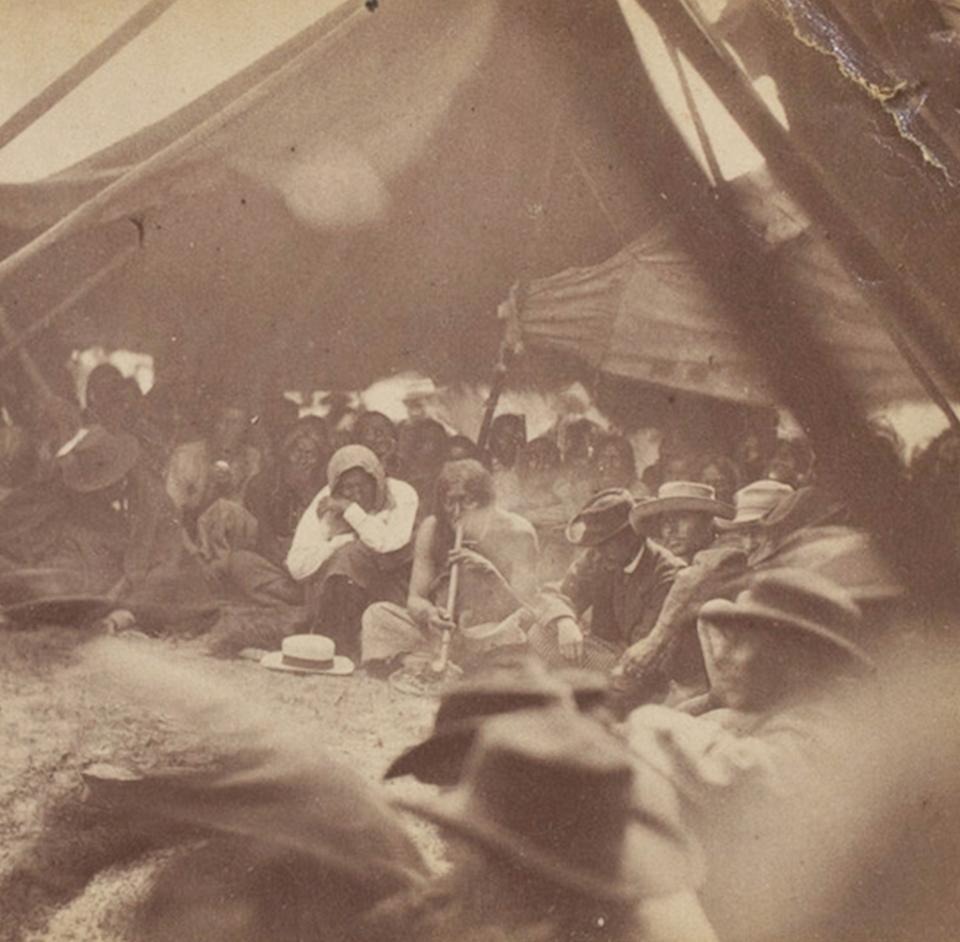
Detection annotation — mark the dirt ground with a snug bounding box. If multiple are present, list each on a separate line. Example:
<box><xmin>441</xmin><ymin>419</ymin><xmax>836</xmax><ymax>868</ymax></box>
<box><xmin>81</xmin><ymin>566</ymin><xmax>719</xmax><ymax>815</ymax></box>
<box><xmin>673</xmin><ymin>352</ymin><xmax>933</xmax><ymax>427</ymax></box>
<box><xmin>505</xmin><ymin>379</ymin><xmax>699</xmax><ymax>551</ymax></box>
<box><xmin>0</xmin><ymin>625</ymin><xmax>441</xmax><ymax>942</ymax></box>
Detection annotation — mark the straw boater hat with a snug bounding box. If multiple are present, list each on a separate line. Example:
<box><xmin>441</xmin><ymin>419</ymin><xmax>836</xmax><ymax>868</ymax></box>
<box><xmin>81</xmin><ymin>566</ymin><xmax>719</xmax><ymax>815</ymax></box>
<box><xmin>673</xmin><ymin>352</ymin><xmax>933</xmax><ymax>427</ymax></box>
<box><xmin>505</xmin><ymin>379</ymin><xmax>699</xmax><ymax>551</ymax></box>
<box><xmin>715</xmin><ymin>479</ymin><xmax>794</xmax><ymax>530</ymax></box>
<box><xmin>629</xmin><ymin>481</ymin><xmax>734</xmax><ymax>530</ymax></box>
<box><xmin>57</xmin><ymin>426</ymin><xmax>140</xmax><ymax>493</ymax></box>
<box><xmin>565</xmin><ymin>488</ymin><xmax>635</xmax><ymax>546</ymax></box>
<box><xmin>698</xmin><ymin>568</ymin><xmax>874</xmax><ymax>670</ymax></box>
<box><xmin>261</xmin><ymin>634</ymin><xmax>354</xmax><ymax>676</ymax></box>
<box><xmin>398</xmin><ymin>707</ymin><xmax>696</xmax><ymax>901</ymax></box>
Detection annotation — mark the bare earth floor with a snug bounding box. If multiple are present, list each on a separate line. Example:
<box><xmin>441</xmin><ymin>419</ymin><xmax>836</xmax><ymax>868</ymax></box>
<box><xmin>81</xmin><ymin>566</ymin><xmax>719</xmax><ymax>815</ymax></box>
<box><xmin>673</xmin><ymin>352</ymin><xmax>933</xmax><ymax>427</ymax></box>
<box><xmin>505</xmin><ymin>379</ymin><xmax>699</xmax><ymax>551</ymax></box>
<box><xmin>0</xmin><ymin>626</ymin><xmax>441</xmax><ymax>942</ymax></box>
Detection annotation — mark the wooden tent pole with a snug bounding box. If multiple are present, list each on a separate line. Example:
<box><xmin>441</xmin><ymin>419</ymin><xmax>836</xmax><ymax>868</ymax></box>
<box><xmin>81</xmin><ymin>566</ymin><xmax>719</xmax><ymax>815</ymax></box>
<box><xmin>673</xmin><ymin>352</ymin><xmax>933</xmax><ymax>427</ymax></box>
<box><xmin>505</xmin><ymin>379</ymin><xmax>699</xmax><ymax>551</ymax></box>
<box><xmin>0</xmin><ymin>0</ymin><xmax>182</xmax><ymax>154</ymax></box>
<box><xmin>665</xmin><ymin>41</ymin><xmax>725</xmax><ymax>187</ymax></box>
<box><xmin>637</xmin><ymin>0</ymin><xmax>960</xmax><ymax>432</ymax></box>
<box><xmin>477</xmin><ymin>345</ymin><xmax>513</xmax><ymax>454</ymax></box>
<box><xmin>0</xmin><ymin>244</ymin><xmax>138</xmax><ymax>365</ymax></box>
<box><xmin>857</xmin><ymin>285</ymin><xmax>960</xmax><ymax>433</ymax></box>
<box><xmin>0</xmin><ymin>305</ymin><xmax>53</xmax><ymax>400</ymax></box>
<box><xmin>0</xmin><ymin>5</ymin><xmax>366</xmax><ymax>292</ymax></box>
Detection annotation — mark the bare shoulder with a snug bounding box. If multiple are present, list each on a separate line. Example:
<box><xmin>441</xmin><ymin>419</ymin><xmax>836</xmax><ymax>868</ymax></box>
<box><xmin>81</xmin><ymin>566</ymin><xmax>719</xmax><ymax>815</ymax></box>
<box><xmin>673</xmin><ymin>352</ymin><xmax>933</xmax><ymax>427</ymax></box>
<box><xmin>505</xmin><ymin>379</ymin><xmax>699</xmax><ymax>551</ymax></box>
<box><xmin>493</xmin><ymin>508</ymin><xmax>538</xmax><ymax>541</ymax></box>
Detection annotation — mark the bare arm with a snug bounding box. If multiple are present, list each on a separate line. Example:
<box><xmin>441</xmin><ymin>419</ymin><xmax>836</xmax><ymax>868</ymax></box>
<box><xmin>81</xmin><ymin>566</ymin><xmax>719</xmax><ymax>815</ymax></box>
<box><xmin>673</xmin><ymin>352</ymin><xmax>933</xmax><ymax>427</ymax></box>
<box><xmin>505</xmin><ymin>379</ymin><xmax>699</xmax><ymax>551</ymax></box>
<box><xmin>406</xmin><ymin>517</ymin><xmax>444</xmax><ymax>628</ymax></box>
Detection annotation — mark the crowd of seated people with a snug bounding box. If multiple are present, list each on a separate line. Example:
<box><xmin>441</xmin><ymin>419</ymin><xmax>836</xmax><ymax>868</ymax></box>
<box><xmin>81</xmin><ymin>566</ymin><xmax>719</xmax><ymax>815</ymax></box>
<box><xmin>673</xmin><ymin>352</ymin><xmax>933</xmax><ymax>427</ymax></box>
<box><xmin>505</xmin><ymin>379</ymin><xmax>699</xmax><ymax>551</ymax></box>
<box><xmin>0</xmin><ymin>372</ymin><xmax>916</xmax><ymax>666</ymax></box>
<box><xmin>4</xmin><ymin>368</ymin><xmax>956</xmax><ymax>941</ymax></box>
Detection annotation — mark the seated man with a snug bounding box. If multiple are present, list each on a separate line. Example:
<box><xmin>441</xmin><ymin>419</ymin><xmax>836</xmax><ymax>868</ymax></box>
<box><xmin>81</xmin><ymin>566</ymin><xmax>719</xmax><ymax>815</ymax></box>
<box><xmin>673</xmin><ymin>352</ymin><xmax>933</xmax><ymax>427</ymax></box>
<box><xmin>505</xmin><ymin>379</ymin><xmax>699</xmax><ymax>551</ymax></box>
<box><xmin>361</xmin><ymin>459</ymin><xmax>538</xmax><ymax>672</ymax></box>
<box><xmin>627</xmin><ymin>568</ymin><xmax>876</xmax><ymax>941</ymax></box>
<box><xmin>165</xmin><ymin>396</ymin><xmax>263</xmax><ymax>534</ymax></box>
<box><xmin>631</xmin><ymin>481</ymin><xmax>734</xmax><ymax>565</ymax></box>
<box><xmin>243</xmin><ymin>417</ymin><xmax>332</xmax><ymax>567</ymax></box>
<box><xmin>192</xmin><ymin>418</ymin><xmax>331</xmax><ymax>589</ymax></box>
<box><xmin>529</xmin><ymin>489</ymin><xmax>685</xmax><ymax>692</ymax></box>
<box><xmin>286</xmin><ymin>444</ymin><xmax>418</xmax><ymax>660</ymax></box>
<box><xmin>620</xmin><ymin>478</ymin><xmax>794</xmax><ymax>699</ymax></box>
<box><xmin>0</xmin><ymin>425</ymin><xmax>211</xmax><ymax>623</ymax></box>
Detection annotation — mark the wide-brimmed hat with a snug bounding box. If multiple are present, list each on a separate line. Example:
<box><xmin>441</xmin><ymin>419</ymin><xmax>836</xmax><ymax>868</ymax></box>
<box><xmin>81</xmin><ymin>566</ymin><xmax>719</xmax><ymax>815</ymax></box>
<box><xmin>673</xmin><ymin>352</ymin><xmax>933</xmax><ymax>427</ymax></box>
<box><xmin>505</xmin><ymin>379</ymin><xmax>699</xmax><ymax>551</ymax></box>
<box><xmin>630</xmin><ymin>481</ymin><xmax>734</xmax><ymax>530</ymax></box>
<box><xmin>715</xmin><ymin>479</ymin><xmax>794</xmax><ymax>530</ymax></box>
<box><xmin>397</xmin><ymin>707</ymin><xmax>696</xmax><ymax>901</ymax></box>
<box><xmin>58</xmin><ymin>426</ymin><xmax>140</xmax><ymax>493</ymax></box>
<box><xmin>553</xmin><ymin>666</ymin><xmax>611</xmax><ymax>712</ymax></box>
<box><xmin>1</xmin><ymin>594</ymin><xmax>116</xmax><ymax>628</ymax></box>
<box><xmin>385</xmin><ymin>660</ymin><xmax>572</xmax><ymax>785</ymax></box>
<box><xmin>565</xmin><ymin>488</ymin><xmax>635</xmax><ymax>546</ymax></box>
<box><xmin>698</xmin><ymin>568</ymin><xmax>873</xmax><ymax>669</ymax></box>
<box><xmin>261</xmin><ymin>634</ymin><xmax>354</xmax><ymax>676</ymax></box>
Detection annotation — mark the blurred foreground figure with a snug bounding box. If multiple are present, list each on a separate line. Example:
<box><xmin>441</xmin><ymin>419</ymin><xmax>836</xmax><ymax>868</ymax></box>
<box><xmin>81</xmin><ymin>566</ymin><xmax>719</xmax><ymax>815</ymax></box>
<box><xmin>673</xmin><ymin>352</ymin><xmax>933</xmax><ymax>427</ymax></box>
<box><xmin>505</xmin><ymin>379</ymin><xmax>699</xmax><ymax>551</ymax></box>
<box><xmin>364</xmin><ymin>707</ymin><xmax>716</xmax><ymax>942</ymax></box>
<box><xmin>37</xmin><ymin>639</ymin><xmax>430</xmax><ymax>942</ymax></box>
<box><xmin>384</xmin><ymin>658</ymin><xmax>610</xmax><ymax>787</ymax></box>
<box><xmin>119</xmin><ymin>750</ymin><xmax>427</xmax><ymax>942</ymax></box>
<box><xmin>628</xmin><ymin>569</ymin><xmax>878</xmax><ymax>941</ymax></box>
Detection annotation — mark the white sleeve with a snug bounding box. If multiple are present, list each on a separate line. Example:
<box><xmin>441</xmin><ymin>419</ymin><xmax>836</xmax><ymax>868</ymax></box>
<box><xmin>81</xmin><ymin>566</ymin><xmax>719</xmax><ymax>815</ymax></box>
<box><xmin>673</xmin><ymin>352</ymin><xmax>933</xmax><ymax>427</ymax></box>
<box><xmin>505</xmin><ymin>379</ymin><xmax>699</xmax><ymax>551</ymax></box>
<box><xmin>285</xmin><ymin>489</ymin><xmax>354</xmax><ymax>581</ymax></box>
<box><xmin>341</xmin><ymin>479</ymin><xmax>418</xmax><ymax>554</ymax></box>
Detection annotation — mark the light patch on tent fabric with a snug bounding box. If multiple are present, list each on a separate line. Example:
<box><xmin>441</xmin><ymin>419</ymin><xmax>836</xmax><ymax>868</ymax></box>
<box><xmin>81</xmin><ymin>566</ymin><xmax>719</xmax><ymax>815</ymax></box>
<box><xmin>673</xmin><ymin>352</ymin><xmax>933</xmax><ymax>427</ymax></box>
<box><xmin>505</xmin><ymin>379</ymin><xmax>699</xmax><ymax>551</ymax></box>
<box><xmin>222</xmin><ymin>0</ymin><xmax>497</xmax><ymax>228</ymax></box>
<box><xmin>240</xmin><ymin>144</ymin><xmax>390</xmax><ymax>229</ymax></box>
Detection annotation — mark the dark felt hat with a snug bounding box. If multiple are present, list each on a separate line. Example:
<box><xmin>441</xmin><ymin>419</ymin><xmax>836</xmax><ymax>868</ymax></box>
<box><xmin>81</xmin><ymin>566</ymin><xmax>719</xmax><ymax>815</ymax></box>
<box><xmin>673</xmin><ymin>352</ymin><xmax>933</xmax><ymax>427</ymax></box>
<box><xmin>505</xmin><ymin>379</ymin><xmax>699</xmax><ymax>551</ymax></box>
<box><xmin>1</xmin><ymin>594</ymin><xmax>116</xmax><ymax>628</ymax></box>
<box><xmin>698</xmin><ymin>568</ymin><xmax>873</xmax><ymax>669</ymax></box>
<box><xmin>553</xmin><ymin>666</ymin><xmax>611</xmax><ymax>712</ymax></box>
<box><xmin>565</xmin><ymin>488</ymin><xmax>635</xmax><ymax>546</ymax></box>
<box><xmin>397</xmin><ymin>707</ymin><xmax>697</xmax><ymax>901</ymax></box>
<box><xmin>58</xmin><ymin>426</ymin><xmax>140</xmax><ymax>493</ymax></box>
<box><xmin>384</xmin><ymin>661</ymin><xmax>570</xmax><ymax>786</ymax></box>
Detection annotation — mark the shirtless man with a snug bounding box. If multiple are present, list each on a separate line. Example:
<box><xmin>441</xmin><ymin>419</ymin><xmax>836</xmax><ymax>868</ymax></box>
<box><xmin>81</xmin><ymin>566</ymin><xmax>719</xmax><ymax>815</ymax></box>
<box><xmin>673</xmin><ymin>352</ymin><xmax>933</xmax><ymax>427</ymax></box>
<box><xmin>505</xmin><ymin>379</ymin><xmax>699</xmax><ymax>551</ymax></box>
<box><xmin>360</xmin><ymin>459</ymin><xmax>538</xmax><ymax>672</ymax></box>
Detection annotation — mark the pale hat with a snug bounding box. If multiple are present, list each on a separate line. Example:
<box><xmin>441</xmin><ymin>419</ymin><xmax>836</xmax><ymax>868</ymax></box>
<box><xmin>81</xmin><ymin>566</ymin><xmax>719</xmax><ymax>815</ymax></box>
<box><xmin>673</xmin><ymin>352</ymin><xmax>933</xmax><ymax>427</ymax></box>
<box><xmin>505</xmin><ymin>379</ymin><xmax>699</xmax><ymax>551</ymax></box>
<box><xmin>261</xmin><ymin>634</ymin><xmax>354</xmax><ymax>676</ymax></box>
<box><xmin>630</xmin><ymin>481</ymin><xmax>734</xmax><ymax>530</ymax></box>
<box><xmin>715</xmin><ymin>479</ymin><xmax>794</xmax><ymax>530</ymax></box>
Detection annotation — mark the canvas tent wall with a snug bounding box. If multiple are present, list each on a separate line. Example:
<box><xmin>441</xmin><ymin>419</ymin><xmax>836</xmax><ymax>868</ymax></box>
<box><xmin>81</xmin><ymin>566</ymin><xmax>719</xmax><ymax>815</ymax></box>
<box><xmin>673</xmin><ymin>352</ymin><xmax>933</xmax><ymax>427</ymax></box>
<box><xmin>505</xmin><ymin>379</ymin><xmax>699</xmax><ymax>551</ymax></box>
<box><xmin>0</xmin><ymin>0</ymin><xmax>712</xmax><ymax>397</ymax></box>
<box><xmin>502</xmin><ymin>170</ymin><xmax>926</xmax><ymax>408</ymax></box>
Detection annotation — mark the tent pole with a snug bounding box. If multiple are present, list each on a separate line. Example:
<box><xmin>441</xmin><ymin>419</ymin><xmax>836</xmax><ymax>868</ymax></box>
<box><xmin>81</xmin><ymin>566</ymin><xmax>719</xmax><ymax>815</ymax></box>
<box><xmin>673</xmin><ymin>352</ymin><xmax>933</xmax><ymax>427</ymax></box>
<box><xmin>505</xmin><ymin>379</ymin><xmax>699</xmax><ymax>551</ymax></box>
<box><xmin>0</xmin><ymin>0</ymin><xmax>181</xmax><ymax>154</ymax></box>
<box><xmin>0</xmin><ymin>5</ymin><xmax>367</xmax><ymax>292</ymax></box>
<box><xmin>0</xmin><ymin>244</ymin><xmax>138</xmax><ymax>365</ymax></box>
<box><xmin>477</xmin><ymin>344</ymin><xmax>513</xmax><ymax>454</ymax></box>
<box><xmin>665</xmin><ymin>42</ymin><xmax>724</xmax><ymax>187</ymax></box>
<box><xmin>626</xmin><ymin>0</ymin><xmax>960</xmax><ymax>602</ymax></box>
<box><xmin>636</xmin><ymin>0</ymin><xmax>960</xmax><ymax>432</ymax></box>
<box><xmin>0</xmin><ymin>305</ymin><xmax>53</xmax><ymax>400</ymax></box>
<box><xmin>863</xmin><ymin>289</ymin><xmax>960</xmax><ymax>434</ymax></box>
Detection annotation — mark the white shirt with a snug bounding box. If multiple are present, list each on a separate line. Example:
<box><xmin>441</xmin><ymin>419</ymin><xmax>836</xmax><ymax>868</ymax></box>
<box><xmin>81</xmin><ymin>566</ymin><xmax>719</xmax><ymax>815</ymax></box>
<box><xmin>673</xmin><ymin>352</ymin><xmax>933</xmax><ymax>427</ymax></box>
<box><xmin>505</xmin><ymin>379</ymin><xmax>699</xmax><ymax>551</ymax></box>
<box><xmin>285</xmin><ymin>477</ymin><xmax>418</xmax><ymax>582</ymax></box>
